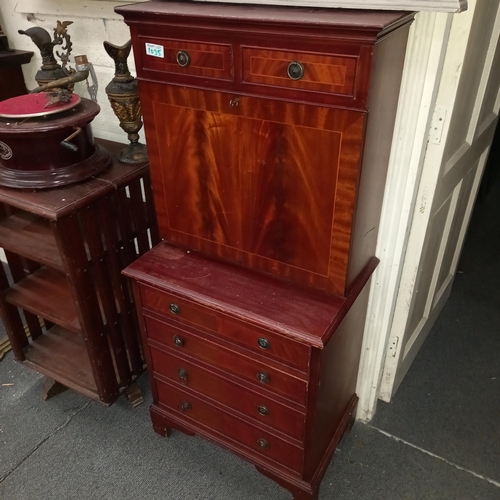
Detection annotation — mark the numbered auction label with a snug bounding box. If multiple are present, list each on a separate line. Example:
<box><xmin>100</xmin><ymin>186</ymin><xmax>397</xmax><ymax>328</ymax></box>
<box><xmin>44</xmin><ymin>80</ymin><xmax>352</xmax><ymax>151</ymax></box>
<box><xmin>145</xmin><ymin>43</ymin><xmax>164</xmax><ymax>58</ymax></box>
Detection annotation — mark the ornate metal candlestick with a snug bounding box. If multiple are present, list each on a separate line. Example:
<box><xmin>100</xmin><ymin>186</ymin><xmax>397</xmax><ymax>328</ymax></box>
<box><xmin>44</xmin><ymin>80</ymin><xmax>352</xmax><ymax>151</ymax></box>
<box><xmin>104</xmin><ymin>39</ymin><xmax>147</xmax><ymax>164</ymax></box>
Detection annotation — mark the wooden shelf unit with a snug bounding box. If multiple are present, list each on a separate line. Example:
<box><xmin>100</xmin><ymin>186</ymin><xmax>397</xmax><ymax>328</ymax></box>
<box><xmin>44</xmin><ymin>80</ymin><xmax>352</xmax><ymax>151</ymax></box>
<box><xmin>0</xmin><ymin>143</ymin><xmax>159</xmax><ymax>404</ymax></box>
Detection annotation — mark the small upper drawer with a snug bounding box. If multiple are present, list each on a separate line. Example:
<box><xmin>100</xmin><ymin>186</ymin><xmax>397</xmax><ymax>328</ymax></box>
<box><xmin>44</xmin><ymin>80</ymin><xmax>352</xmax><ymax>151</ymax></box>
<box><xmin>139</xmin><ymin>36</ymin><xmax>233</xmax><ymax>81</ymax></box>
<box><xmin>242</xmin><ymin>47</ymin><xmax>358</xmax><ymax>96</ymax></box>
<box><xmin>139</xmin><ymin>284</ymin><xmax>309</xmax><ymax>372</ymax></box>
<box><xmin>140</xmin><ymin>284</ymin><xmax>218</xmax><ymax>332</ymax></box>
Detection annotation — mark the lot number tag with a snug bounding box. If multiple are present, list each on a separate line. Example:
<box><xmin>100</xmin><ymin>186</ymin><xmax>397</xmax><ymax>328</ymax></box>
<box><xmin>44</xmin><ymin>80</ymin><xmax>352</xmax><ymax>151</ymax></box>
<box><xmin>145</xmin><ymin>43</ymin><xmax>164</xmax><ymax>58</ymax></box>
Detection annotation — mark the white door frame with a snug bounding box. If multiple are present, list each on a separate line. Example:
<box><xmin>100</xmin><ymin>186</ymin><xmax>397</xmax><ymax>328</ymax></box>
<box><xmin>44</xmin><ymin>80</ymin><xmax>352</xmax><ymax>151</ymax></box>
<box><xmin>379</xmin><ymin>0</ymin><xmax>500</xmax><ymax>401</ymax></box>
<box><xmin>356</xmin><ymin>11</ymin><xmax>453</xmax><ymax>421</ymax></box>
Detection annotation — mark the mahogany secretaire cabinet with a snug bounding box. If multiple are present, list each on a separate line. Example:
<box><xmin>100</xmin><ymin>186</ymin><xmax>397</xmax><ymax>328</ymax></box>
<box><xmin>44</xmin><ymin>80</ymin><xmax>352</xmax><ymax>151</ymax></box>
<box><xmin>119</xmin><ymin>2</ymin><xmax>414</xmax><ymax>498</ymax></box>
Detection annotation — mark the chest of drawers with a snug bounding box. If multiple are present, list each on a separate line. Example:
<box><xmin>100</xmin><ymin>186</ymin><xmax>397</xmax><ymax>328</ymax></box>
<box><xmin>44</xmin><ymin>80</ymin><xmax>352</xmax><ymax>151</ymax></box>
<box><xmin>124</xmin><ymin>242</ymin><xmax>377</xmax><ymax>498</ymax></box>
<box><xmin>118</xmin><ymin>1</ymin><xmax>414</xmax><ymax>498</ymax></box>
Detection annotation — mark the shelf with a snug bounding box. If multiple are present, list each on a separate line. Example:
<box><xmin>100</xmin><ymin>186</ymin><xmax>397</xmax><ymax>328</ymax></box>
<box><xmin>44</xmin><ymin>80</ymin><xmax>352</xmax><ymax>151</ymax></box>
<box><xmin>23</xmin><ymin>324</ymin><xmax>98</xmax><ymax>397</ymax></box>
<box><xmin>5</xmin><ymin>267</ymin><xmax>81</xmax><ymax>333</ymax></box>
<box><xmin>0</xmin><ymin>212</ymin><xmax>63</xmax><ymax>271</ymax></box>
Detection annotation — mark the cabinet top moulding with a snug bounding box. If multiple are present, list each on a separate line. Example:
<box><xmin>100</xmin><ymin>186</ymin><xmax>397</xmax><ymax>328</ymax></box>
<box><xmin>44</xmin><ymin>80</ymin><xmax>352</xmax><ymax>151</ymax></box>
<box><xmin>116</xmin><ymin>1</ymin><xmax>415</xmax><ymax>42</ymax></box>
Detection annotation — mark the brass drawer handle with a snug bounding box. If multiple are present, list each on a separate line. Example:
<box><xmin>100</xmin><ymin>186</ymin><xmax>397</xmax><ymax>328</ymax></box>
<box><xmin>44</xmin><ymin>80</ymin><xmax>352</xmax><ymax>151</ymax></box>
<box><xmin>257</xmin><ymin>405</ymin><xmax>269</xmax><ymax>416</ymax></box>
<box><xmin>173</xmin><ymin>335</ymin><xmax>184</xmax><ymax>347</ymax></box>
<box><xmin>257</xmin><ymin>337</ymin><xmax>270</xmax><ymax>350</ymax></box>
<box><xmin>257</xmin><ymin>371</ymin><xmax>270</xmax><ymax>384</ymax></box>
<box><xmin>179</xmin><ymin>400</ymin><xmax>191</xmax><ymax>412</ymax></box>
<box><xmin>178</xmin><ymin>368</ymin><xmax>188</xmax><ymax>384</ymax></box>
<box><xmin>176</xmin><ymin>50</ymin><xmax>191</xmax><ymax>67</ymax></box>
<box><xmin>257</xmin><ymin>438</ymin><xmax>269</xmax><ymax>450</ymax></box>
<box><xmin>170</xmin><ymin>303</ymin><xmax>181</xmax><ymax>314</ymax></box>
<box><xmin>287</xmin><ymin>61</ymin><xmax>304</xmax><ymax>81</ymax></box>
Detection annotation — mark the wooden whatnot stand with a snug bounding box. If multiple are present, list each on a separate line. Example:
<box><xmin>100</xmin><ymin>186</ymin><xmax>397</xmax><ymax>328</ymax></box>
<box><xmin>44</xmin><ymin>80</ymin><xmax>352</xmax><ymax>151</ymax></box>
<box><xmin>0</xmin><ymin>142</ymin><xmax>159</xmax><ymax>405</ymax></box>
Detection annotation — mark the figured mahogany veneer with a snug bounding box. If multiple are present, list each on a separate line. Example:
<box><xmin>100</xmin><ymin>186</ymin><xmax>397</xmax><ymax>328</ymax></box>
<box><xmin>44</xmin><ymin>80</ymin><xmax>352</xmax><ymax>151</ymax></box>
<box><xmin>142</xmin><ymin>84</ymin><xmax>363</xmax><ymax>296</ymax></box>
<box><xmin>118</xmin><ymin>1</ymin><xmax>414</xmax><ymax>297</ymax></box>
<box><xmin>118</xmin><ymin>2</ymin><xmax>414</xmax><ymax>498</ymax></box>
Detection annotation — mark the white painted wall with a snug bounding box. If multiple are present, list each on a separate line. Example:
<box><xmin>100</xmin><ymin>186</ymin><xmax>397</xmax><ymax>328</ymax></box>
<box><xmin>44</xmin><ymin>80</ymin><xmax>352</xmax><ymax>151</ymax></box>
<box><xmin>0</xmin><ymin>0</ymin><xmax>148</xmax><ymax>144</ymax></box>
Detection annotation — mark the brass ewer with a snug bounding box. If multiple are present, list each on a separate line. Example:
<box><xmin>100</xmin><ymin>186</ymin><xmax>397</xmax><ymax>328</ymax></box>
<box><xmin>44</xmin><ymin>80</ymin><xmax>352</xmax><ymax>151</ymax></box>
<box><xmin>19</xmin><ymin>21</ymin><xmax>73</xmax><ymax>87</ymax></box>
<box><xmin>104</xmin><ymin>39</ymin><xmax>147</xmax><ymax>164</ymax></box>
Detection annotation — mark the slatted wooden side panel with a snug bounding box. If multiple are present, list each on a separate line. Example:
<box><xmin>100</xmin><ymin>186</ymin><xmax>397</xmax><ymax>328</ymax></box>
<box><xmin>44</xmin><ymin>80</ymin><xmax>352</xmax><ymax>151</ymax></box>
<box><xmin>69</xmin><ymin>170</ymin><xmax>159</xmax><ymax>398</ymax></box>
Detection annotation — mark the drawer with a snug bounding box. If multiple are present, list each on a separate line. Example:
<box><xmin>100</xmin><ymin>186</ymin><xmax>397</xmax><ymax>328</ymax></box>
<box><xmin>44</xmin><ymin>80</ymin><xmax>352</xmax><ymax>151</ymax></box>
<box><xmin>155</xmin><ymin>378</ymin><xmax>304</xmax><ymax>472</ymax></box>
<box><xmin>140</xmin><ymin>36</ymin><xmax>233</xmax><ymax>81</ymax></box>
<box><xmin>140</xmin><ymin>284</ymin><xmax>218</xmax><ymax>331</ymax></box>
<box><xmin>145</xmin><ymin>314</ymin><xmax>308</xmax><ymax>405</ymax></box>
<box><xmin>139</xmin><ymin>284</ymin><xmax>310</xmax><ymax>372</ymax></box>
<box><xmin>150</xmin><ymin>346</ymin><xmax>305</xmax><ymax>439</ymax></box>
<box><xmin>242</xmin><ymin>47</ymin><xmax>358</xmax><ymax>96</ymax></box>
<box><xmin>218</xmin><ymin>316</ymin><xmax>310</xmax><ymax>372</ymax></box>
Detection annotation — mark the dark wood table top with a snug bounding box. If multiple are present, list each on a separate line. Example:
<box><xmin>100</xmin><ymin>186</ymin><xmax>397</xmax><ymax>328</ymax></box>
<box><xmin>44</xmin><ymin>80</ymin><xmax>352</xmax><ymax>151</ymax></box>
<box><xmin>0</xmin><ymin>50</ymin><xmax>33</xmax><ymax>67</ymax></box>
<box><xmin>0</xmin><ymin>139</ymin><xmax>148</xmax><ymax>220</ymax></box>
